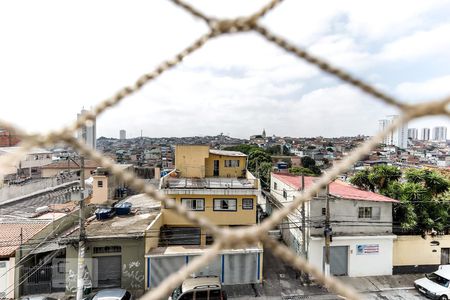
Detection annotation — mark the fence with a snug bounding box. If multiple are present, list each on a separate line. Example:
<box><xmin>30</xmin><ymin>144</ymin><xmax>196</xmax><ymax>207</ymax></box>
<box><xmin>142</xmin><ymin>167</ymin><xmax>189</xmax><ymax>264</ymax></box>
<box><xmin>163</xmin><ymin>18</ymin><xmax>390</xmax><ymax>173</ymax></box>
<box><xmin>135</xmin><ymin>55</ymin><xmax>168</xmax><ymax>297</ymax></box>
<box><xmin>0</xmin><ymin>0</ymin><xmax>449</xmax><ymax>299</ymax></box>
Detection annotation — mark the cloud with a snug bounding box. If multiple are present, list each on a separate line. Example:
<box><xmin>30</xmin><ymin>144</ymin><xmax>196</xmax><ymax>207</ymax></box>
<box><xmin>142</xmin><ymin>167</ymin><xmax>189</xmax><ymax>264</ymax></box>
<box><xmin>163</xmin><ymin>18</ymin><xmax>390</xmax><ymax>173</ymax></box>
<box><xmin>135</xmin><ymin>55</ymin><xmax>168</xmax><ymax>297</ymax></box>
<box><xmin>395</xmin><ymin>75</ymin><xmax>450</xmax><ymax>101</ymax></box>
<box><xmin>0</xmin><ymin>0</ymin><xmax>449</xmax><ymax>139</ymax></box>
<box><xmin>380</xmin><ymin>23</ymin><xmax>450</xmax><ymax>61</ymax></box>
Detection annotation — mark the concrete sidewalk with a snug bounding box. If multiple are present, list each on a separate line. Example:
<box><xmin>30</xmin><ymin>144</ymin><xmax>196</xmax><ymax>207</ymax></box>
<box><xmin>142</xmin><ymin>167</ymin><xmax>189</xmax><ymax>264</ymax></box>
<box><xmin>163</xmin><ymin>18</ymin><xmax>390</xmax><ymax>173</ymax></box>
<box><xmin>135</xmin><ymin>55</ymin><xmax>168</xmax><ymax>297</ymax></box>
<box><xmin>337</xmin><ymin>274</ymin><xmax>423</xmax><ymax>293</ymax></box>
<box><xmin>224</xmin><ymin>274</ymin><xmax>424</xmax><ymax>299</ymax></box>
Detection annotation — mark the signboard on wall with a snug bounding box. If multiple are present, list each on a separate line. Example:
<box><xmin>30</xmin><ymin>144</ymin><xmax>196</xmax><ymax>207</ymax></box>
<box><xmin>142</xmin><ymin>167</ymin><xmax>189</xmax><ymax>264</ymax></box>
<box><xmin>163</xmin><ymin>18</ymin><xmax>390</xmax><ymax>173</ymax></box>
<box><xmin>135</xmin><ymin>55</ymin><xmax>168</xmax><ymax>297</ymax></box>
<box><xmin>356</xmin><ymin>244</ymin><xmax>379</xmax><ymax>255</ymax></box>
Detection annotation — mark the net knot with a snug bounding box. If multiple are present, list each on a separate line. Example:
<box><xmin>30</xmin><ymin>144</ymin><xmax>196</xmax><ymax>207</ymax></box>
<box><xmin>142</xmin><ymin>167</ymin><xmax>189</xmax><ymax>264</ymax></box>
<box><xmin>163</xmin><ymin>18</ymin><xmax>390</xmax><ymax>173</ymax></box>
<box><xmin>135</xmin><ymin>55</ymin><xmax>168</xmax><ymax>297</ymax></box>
<box><xmin>210</xmin><ymin>17</ymin><xmax>257</xmax><ymax>34</ymax></box>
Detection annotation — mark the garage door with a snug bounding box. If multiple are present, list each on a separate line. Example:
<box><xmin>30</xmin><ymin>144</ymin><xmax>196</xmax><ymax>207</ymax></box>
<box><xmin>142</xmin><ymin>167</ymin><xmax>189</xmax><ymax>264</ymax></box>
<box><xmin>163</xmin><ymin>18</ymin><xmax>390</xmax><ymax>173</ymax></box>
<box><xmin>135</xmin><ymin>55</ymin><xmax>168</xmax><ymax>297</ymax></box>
<box><xmin>223</xmin><ymin>253</ymin><xmax>259</xmax><ymax>284</ymax></box>
<box><xmin>327</xmin><ymin>246</ymin><xmax>348</xmax><ymax>276</ymax></box>
<box><xmin>97</xmin><ymin>256</ymin><xmax>121</xmax><ymax>288</ymax></box>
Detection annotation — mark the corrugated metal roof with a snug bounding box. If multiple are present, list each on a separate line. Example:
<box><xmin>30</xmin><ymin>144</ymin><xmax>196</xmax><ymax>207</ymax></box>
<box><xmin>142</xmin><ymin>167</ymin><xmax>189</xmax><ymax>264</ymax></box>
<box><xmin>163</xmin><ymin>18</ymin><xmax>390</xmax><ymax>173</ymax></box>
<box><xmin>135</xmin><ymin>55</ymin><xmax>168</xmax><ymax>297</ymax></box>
<box><xmin>209</xmin><ymin>149</ymin><xmax>247</xmax><ymax>157</ymax></box>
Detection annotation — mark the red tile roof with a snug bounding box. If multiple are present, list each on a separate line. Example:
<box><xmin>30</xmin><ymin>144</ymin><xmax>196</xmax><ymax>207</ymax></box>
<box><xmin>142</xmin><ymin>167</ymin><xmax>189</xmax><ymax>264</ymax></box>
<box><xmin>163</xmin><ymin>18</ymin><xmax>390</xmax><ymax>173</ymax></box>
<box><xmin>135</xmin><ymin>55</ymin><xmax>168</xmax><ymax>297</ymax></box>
<box><xmin>272</xmin><ymin>173</ymin><xmax>399</xmax><ymax>203</ymax></box>
<box><xmin>0</xmin><ymin>221</ymin><xmax>50</xmax><ymax>257</ymax></box>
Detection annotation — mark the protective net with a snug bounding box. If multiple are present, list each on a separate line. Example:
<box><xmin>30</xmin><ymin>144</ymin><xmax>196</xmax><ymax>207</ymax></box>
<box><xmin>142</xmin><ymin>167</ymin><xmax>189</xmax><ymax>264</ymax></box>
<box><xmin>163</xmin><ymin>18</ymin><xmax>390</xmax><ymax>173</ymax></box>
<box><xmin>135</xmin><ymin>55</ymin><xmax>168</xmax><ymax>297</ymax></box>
<box><xmin>0</xmin><ymin>1</ymin><xmax>449</xmax><ymax>299</ymax></box>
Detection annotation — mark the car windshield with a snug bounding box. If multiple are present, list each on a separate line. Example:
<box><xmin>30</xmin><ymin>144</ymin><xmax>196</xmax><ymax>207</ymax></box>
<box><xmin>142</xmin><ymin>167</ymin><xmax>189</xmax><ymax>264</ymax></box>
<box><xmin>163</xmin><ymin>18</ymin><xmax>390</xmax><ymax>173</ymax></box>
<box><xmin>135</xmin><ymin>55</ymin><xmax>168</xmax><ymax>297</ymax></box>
<box><xmin>426</xmin><ymin>272</ymin><xmax>450</xmax><ymax>287</ymax></box>
<box><xmin>171</xmin><ymin>286</ymin><xmax>182</xmax><ymax>300</ymax></box>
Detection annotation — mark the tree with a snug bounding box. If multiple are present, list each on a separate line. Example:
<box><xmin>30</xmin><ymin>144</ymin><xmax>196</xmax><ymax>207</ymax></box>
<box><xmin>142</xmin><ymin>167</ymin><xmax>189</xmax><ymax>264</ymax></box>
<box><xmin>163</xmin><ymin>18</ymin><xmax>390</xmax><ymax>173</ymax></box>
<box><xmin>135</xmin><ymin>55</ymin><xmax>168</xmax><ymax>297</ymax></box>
<box><xmin>258</xmin><ymin>162</ymin><xmax>273</xmax><ymax>188</ymax></box>
<box><xmin>389</xmin><ymin>170</ymin><xmax>449</xmax><ymax>233</ymax></box>
<box><xmin>367</xmin><ymin>165</ymin><xmax>401</xmax><ymax>193</ymax></box>
<box><xmin>301</xmin><ymin>156</ymin><xmax>316</xmax><ymax>169</ymax></box>
<box><xmin>300</xmin><ymin>156</ymin><xmax>321</xmax><ymax>175</ymax></box>
<box><xmin>405</xmin><ymin>168</ymin><xmax>450</xmax><ymax>196</ymax></box>
<box><xmin>350</xmin><ymin>168</ymin><xmax>375</xmax><ymax>191</ymax></box>
<box><xmin>247</xmin><ymin>149</ymin><xmax>272</xmax><ymax>173</ymax></box>
<box><xmin>288</xmin><ymin>167</ymin><xmax>315</xmax><ymax>176</ymax></box>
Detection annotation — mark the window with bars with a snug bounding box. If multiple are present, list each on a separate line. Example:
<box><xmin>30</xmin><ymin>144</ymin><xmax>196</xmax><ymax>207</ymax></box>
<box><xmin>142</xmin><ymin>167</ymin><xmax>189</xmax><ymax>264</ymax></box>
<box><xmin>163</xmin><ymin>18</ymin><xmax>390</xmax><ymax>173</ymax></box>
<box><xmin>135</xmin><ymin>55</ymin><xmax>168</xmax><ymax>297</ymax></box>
<box><xmin>358</xmin><ymin>207</ymin><xmax>380</xmax><ymax>220</ymax></box>
<box><xmin>181</xmin><ymin>198</ymin><xmax>205</xmax><ymax>211</ymax></box>
<box><xmin>224</xmin><ymin>160</ymin><xmax>240</xmax><ymax>167</ymax></box>
<box><xmin>242</xmin><ymin>198</ymin><xmax>253</xmax><ymax>210</ymax></box>
<box><xmin>213</xmin><ymin>199</ymin><xmax>237</xmax><ymax>211</ymax></box>
<box><xmin>93</xmin><ymin>246</ymin><xmax>121</xmax><ymax>254</ymax></box>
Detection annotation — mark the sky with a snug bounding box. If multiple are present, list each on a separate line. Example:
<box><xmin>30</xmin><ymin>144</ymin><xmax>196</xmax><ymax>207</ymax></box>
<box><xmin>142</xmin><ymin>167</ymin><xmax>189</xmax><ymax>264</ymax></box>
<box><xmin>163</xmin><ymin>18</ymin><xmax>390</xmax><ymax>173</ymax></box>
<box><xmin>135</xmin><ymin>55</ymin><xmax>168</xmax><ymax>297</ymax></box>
<box><xmin>1</xmin><ymin>0</ymin><xmax>449</xmax><ymax>139</ymax></box>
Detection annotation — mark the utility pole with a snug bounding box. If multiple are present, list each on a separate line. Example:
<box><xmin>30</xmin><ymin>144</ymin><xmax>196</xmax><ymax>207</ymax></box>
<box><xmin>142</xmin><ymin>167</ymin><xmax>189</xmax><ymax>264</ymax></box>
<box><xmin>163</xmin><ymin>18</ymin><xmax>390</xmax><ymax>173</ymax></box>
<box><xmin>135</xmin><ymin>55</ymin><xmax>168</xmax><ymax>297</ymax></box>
<box><xmin>300</xmin><ymin>174</ymin><xmax>309</xmax><ymax>284</ymax></box>
<box><xmin>324</xmin><ymin>184</ymin><xmax>331</xmax><ymax>277</ymax></box>
<box><xmin>76</xmin><ymin>156</ymin><xmax>85</xmax><ymax>300</ymax></box>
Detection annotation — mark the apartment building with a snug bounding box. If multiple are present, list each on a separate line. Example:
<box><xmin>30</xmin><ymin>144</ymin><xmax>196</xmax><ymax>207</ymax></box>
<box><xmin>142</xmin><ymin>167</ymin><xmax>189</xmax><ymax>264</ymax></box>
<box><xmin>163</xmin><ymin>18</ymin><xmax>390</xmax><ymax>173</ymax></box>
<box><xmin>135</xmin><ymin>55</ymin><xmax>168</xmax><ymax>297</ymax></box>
<box><xmin>433</xmin><ymin>126</ymin><xmax>448</xmax><ymax>141</ymax></box>
<box><xmin>145</xmin><ymin>145</ymin><xmax>262</xmax><ymax>289</ymax></box>
<box><xmin>379</xmin><ymin>115</ymin><xmax>408</xmax><ymax>149</ymax></box>
<box><xmin>269</xmin><ymin>173</ymin><xmax>398</xmax><ymax>277</ymax></box>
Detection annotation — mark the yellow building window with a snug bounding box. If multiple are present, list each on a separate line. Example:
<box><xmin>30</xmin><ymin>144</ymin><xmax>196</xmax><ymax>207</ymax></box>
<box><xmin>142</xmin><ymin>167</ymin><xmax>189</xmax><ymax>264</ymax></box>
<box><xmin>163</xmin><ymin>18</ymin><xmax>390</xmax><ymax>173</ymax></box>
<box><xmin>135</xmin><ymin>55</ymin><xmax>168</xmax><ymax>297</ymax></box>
<box><xmin>242</xmin><ymin>198</ymin><xmax>253</xmax><ymax>210</ymax></box>
<box><xmin>213</xmin><ymin>199</ymin><xmax>237</xmax><ymax>211</ymax></box>
<box><xmin>224</xmin><ymin>160</ymin><xmax>240</xmax><ymax>167</ymax></box>
<box><xmin>181</xmin><ymin>198</ymin><xmax>205</xmax><ymax>211</ymax></box>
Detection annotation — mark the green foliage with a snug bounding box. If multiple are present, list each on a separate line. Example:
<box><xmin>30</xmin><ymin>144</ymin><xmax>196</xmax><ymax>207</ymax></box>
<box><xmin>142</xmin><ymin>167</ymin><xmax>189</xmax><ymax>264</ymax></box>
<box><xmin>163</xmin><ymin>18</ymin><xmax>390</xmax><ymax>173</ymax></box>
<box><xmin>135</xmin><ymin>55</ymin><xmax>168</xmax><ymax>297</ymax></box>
<box><xmin>366</xmin><ymin>165</ymin><xmax>401</xmax><ymax>192</ymax></box>
<box><xmin>301</xmin><ymin>156</ymin><xmax>315</xmax><ymax>169</ymax></box>
<box><xmin>404</xmin><ymin>168</ymin><xmax>450</xmax><ymax>196</ymax></box>
<box><xmin>351</xmin><ymin>166</ymin><xmax>450</xmax><ymax>233</ymax></box>
<box><xmin>300</xmin><ymin>156</ymin><xmax>321</xmax><ymax>175</ymax></box>
<box><xmin>258</xmin><ymin>162</ymin><xmax>273</xmax><ymax>188</ymax></box>
<box><xmin>350</xmin><ymin>168</ymin><xmax>374</xmax><ymax>192</ymax></box>
<box><xmin>288</xmin><ymin>167</ymin><xmax>315</xmax><ymax>176</ymax></box>
<box><xmin>247</xmin><ymin>149</ymin><xmax>272</xmax><ymax>173</ymax></box>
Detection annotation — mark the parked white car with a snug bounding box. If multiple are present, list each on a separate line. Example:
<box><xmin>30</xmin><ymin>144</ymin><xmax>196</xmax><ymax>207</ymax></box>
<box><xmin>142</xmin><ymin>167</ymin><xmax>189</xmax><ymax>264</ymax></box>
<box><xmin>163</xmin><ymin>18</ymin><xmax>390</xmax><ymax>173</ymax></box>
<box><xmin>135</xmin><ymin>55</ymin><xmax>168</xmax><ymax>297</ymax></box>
<box><xmin>415</xmin><ymin>265</ymin><xmax>450</xmax><ymax>300</ymax></box>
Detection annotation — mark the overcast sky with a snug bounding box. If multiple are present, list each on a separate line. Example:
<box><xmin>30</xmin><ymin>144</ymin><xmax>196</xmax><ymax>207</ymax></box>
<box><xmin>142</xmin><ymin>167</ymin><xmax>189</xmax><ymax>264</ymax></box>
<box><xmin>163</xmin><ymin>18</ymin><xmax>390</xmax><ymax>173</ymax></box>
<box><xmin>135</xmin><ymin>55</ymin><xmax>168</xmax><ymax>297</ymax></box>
<box><xmin>1</xmin><ymin>0</ymin><xmax>449</xmax><ymax>139</ymax></box>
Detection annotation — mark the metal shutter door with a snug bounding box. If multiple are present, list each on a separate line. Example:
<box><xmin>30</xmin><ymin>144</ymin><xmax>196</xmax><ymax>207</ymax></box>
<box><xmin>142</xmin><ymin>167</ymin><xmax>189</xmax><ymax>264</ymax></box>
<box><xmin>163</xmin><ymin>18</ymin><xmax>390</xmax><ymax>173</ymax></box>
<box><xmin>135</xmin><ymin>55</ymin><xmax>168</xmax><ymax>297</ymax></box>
<box><xmin>150</xmin><ymin>256</ymin><xmax>185</xmax><ymax>288</ymax></box>
<box><xmin>223</xmin><ymin>253</ymin><xmax>258</xmax><ymax>285</ymax></box>
<box><xmin>329</xmin><ymin>246</ymin><xmax>348</xmax><ymax>276</ymax></box>
<box><xmin>97</xmin><ymin>256</ymin><xmax>121</xmax><ymax>287</ymax></box>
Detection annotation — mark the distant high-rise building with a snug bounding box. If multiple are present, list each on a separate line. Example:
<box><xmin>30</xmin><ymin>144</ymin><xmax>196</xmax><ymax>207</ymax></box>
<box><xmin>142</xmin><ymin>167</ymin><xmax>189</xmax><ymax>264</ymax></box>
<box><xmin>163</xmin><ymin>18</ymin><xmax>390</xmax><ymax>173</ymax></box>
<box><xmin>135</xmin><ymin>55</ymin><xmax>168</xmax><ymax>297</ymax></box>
<box><xmin>432</xmin><ymin>126</ymin><xmax>447</xmax><ymax>141</ymax></box>
<box><xmin>120</xmin><ymin>129</ymin><xmax>126</xmax><ymax>140</ymax></box>
<box><xmin>407</xmin><ymin>128</ymin><xmax>418</xmax><ymax>140</ymax></box>
<box><xmin>77</xmin><ymin>108</ymin><xmax>96</xmax><ymax>149</ymax></box>
<box><xmin>378</xmin><ymin>115</ymin><xmax>408</xmax><ymax>148</ymax></box>
<box><xmin>421</xmin><ymin>128</ymin><xmax>431</xmax><ymax>141</ymax></box>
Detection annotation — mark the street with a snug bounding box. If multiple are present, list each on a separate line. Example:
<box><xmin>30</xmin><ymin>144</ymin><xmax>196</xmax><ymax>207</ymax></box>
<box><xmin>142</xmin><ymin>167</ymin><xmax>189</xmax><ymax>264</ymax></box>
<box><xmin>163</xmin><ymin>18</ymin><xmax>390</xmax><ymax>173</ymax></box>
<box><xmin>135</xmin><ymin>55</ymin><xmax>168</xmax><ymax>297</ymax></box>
<box><xmin>224</xmin><ymin>246</ymin><xmax>427</xmax><ymax>300</ymax></box>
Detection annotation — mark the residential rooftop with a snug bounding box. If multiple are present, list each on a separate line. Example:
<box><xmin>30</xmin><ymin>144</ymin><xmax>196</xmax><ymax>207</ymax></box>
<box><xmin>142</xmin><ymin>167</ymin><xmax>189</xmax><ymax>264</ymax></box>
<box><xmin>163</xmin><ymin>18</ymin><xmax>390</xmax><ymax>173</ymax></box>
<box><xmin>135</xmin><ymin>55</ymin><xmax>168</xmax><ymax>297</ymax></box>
<box><xmin>0</xmin><ymin>220</ymin><xmax>50</xmax><ymax>257</ymax></box>
<box><xmin>209</xmin><ymin>149</ymin><xmax>247</xmax><ymax>157</ymax></box>
<box><xmin>272</xmin><ymin>173</ymin><xmax>399</xmax><ymax>203</ymax></box>
<box><xmin>0</xmin><ymin>147</ymin><xmax>51</xmax><ymax>155</ymax></box>
<box><xmin>66</xmin><ymin>211</ymin><xmax>159</xmax><ymax>239</ymax></box>
<box><xmin>164</xmin><ymin>177</ymin><xmax>256</xmax><ymax>189</ymax></box>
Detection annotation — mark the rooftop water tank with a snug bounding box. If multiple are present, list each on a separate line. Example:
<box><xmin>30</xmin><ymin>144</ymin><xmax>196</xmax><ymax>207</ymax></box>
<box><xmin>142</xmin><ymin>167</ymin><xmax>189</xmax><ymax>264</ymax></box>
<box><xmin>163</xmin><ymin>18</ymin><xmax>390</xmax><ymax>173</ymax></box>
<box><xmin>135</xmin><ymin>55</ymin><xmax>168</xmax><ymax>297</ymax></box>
<box><xmin>115</xmin><ymin>202</ymin><xmax>132</xmax><ymax>215</ymax></box>
<box><xmin>95</xmin><ymin>207</ymin><xmax>115</xmax><ymax>220</ymax></box>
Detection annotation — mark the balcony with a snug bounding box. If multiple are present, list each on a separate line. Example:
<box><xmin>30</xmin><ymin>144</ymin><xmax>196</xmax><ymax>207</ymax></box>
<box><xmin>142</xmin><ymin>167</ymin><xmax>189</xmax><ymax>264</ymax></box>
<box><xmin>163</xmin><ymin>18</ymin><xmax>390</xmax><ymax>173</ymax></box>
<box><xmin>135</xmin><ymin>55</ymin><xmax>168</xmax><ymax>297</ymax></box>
<box><xmin>161</xmin><ymin>177</ymin><xmax>259</xmax><ymax>196</ymax></box>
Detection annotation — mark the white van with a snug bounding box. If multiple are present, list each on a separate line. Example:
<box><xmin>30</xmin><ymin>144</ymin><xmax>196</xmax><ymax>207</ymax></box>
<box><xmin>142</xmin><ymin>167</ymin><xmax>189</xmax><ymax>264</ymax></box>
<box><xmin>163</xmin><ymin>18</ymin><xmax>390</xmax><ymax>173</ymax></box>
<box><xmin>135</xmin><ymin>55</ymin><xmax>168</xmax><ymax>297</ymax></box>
<box><xmin>414</xmin><ymin>265</ymin><xmax>450</xmax><ymax>300</ymax></box>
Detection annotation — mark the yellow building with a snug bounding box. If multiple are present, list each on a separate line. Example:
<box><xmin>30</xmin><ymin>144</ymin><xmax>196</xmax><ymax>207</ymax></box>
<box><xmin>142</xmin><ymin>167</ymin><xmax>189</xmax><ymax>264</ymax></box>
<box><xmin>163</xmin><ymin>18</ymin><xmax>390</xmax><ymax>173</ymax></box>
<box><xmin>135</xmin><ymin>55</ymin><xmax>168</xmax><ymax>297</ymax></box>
<box><xmin>145</xmin><ymin>145</ymin><xmax>263</xmax><ymax>289</ymax></box>
<box><xmin>393</xmin><ymin>235</ymin><xmax>450</xmax><ymax>273</ymax></box>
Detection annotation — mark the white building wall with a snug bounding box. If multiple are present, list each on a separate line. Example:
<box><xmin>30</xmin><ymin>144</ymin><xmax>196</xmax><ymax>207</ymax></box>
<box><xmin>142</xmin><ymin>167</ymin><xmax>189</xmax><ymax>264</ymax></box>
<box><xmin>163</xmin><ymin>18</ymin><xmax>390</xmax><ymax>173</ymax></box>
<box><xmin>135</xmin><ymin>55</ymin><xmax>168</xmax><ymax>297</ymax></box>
<box><xmin>309</xmin><ymin>236</ymin><xmax>394</xmax><ymax>277</ymax></box>
<box><xmin>0</xmin><ymin>257</ymin><xmax>15</xmax><ymax>299</ymax></box>
<box><xmin>379</xmin><ymin>116</ymin><xmax>408</xmax><ymax>148</ymax></box>
<box><xmin>421</xmin><ymin>128</ymin><xmax>431</xmax><ymax>141</ymax></box>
